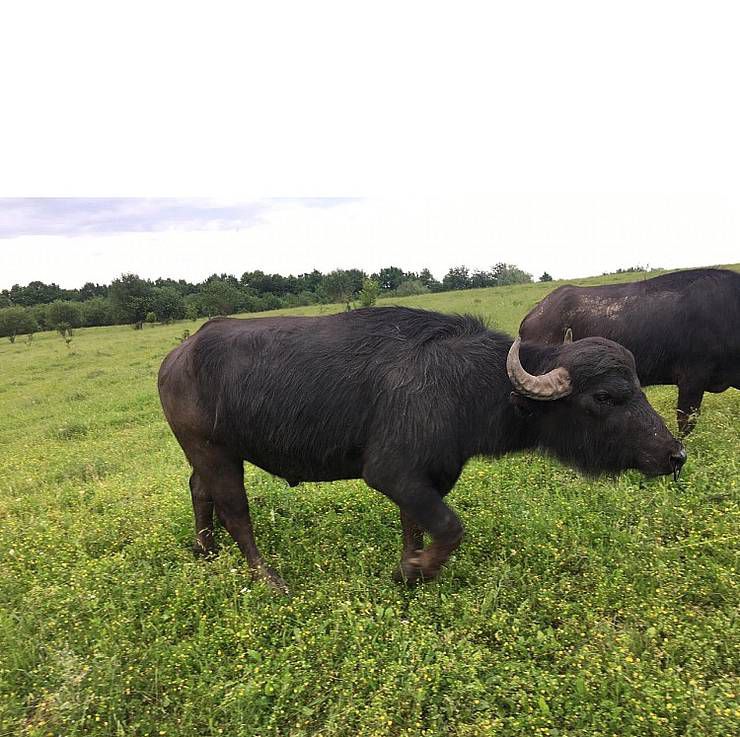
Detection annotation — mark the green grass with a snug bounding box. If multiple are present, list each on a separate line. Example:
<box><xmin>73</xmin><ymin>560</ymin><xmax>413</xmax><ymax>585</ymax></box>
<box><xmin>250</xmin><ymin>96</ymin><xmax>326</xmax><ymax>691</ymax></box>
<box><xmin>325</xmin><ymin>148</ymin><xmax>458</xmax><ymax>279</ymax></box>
<box><xmin>1</xmin><ymin>267</ymin><xmax>738</xmax><ymax>737</ymax></box>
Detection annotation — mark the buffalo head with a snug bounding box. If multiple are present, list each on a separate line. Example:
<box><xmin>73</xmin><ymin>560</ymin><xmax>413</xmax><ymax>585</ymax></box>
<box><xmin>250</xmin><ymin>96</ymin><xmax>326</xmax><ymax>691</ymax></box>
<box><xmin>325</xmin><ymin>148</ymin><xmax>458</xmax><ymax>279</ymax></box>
<box><xmin>507</xmin><ymin>336</ymin><xmax>686</xmax><ymax>479</ymax></box>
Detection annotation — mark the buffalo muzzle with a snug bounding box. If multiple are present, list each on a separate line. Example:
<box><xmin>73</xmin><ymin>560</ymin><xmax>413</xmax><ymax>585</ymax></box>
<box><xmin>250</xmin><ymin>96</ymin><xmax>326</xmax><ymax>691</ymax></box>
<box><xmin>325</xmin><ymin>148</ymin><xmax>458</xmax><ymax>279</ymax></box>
<box><xmin>670</xmin><ymin>447</ymin><xmax>687</xmax><ymax>481</ymax></box>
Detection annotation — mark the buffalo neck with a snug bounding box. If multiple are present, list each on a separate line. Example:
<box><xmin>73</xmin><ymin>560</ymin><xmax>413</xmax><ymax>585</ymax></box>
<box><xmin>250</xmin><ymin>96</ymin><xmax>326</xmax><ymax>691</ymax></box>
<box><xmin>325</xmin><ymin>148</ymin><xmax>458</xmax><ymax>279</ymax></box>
<box><xmin>457</xmin><ymin>338</ymin><xmax>560</xmax><ymax>461</ymax></box>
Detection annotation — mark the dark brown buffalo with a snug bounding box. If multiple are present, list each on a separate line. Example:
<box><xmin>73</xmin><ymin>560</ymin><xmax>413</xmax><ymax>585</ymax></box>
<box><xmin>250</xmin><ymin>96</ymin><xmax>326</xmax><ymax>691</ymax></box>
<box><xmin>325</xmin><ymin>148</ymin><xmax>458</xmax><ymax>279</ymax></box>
<box><xmin>158</xmin><ymin>307</ymin><xmax>685</xmax><ymax>591</ymax></box>
<box><xmin>519</xmin><ymin>268</ymin><xmax>740</xmax><ymax>433</ymax></box>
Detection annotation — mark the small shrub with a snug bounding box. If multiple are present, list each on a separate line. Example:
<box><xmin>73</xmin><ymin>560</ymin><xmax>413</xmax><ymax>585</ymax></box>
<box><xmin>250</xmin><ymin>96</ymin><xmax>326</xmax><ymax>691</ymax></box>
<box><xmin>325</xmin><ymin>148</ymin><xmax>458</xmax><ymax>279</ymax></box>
<box><xmin>358</xmin><ymin>278</ymin><xmax>380</xmax><ymax>307</ymax></box>
<box><xmin>395</xmin><ymin>279</ymin><xmax>429</xmax><ymax>297</ymax></box>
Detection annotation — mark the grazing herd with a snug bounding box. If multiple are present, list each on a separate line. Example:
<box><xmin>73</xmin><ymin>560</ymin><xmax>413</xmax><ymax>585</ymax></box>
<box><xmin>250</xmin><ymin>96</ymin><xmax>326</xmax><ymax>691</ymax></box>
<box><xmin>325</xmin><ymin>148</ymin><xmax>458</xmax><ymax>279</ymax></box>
<box><xmin>158</xmin><ymin>267</ymin><xmax>737</xmax><ymax>591</ymax></box>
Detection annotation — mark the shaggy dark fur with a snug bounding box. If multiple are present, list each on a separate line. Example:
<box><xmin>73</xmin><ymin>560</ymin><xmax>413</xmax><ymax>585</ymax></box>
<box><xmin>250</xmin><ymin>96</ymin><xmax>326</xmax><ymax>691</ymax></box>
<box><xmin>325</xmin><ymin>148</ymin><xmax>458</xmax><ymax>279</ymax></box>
<box><xmin>158</xmin><ymin>306</ymin><xmax>683</xmax><ymax>591</ymax></box>
<box><xmin>520</xmin><ymin>268</ymin><xmax>740</xmax><ymax>433</ymax></box>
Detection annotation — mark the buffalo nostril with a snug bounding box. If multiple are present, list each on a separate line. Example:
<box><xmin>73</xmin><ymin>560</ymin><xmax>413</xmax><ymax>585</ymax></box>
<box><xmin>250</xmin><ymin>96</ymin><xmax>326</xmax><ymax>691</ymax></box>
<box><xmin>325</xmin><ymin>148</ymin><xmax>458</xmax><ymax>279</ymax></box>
<box><xmin>670</xmin><ymin>447</ymin><xmax>687</xmax><ymax>480</ymax></box>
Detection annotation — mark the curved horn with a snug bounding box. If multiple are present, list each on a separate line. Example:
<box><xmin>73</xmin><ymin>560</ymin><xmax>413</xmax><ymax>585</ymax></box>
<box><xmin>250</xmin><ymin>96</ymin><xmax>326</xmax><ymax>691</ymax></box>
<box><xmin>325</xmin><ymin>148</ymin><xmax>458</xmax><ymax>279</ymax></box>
<box><xmin>506</xmin><ymin>338</ymin><xmax>572</xmax><ymax>400</ymax></box>
<box><xmin>563</xmin><ymin>327</ymin><xmax>573</xmax><ymax>343</ymax></box>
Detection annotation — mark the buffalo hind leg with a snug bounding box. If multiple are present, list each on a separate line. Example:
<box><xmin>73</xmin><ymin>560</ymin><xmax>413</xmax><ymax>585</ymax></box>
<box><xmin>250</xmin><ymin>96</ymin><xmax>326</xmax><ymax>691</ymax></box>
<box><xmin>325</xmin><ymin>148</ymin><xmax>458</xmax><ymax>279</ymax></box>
<box><xmin>392</xmin><ymin>510</ymin><xmax>425</xmax><ymax>583</ymax></box>
<box><xmin>190</xmin><ymin>446</ymin><xmax>288</xmax><ymax>593</ymax></box>
<box><xmin>190</xmin><ymin>471</ymin><xmax>217</xmax><ymax>557</ymax></box>
<box><xmin>677</xmin><ymin>382</ymin><xmax>704</xmax><ymax>435</ymax></box>
<box><xmin>369</xmin><ymin>476</ymin><xmax>464</xmax><ymax>584</ymax></box>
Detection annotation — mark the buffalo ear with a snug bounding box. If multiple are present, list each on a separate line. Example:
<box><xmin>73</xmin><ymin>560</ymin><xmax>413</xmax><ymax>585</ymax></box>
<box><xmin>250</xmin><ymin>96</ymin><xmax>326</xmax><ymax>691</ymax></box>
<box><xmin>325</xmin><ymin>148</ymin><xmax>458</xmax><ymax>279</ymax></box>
<box><xmin>509</xmin><ymin>391</ymin><xmax>538</xmax><ymax>418</ymax></box>
<box><xmin>563</xmin><ymin>327</ymin><xmax>573</xmax><ymax>343</ymax></box>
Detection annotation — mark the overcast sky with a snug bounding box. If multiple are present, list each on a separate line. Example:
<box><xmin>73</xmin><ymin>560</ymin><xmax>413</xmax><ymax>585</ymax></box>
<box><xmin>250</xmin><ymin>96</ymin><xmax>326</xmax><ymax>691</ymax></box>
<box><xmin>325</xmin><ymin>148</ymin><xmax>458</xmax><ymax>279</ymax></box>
<box><xmin>2</xmin><ymin>4</ymin><xmax>739</xmax><ymax>289</ymax></box>
<box><xmin>1</xmin><ymin>195</ymin><xmax>737</xmax><ymax>289</ymax></box>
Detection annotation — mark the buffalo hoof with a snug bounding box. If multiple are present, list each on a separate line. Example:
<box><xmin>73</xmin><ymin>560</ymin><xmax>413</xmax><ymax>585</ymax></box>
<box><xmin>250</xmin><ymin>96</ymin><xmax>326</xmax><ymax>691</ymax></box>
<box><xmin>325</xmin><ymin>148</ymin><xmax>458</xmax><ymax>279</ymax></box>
<box><xmin>392</xmin><ymin>559</ymin><xmax>425</xmax><ymax>586</ymax></box>
<box><xmin>254</xmin><ymin>564</ymin><xmax>290</xmax><ymax>595</ymax></box>
<box><xmin>405</xmin><ymin>550</ymin><xmax>443</xmax><ymax>582</ymax></box>
<box><xmin>192</xmin><ymin>540</ymin><xmax>219</xmax><ymax>558</ymax></box>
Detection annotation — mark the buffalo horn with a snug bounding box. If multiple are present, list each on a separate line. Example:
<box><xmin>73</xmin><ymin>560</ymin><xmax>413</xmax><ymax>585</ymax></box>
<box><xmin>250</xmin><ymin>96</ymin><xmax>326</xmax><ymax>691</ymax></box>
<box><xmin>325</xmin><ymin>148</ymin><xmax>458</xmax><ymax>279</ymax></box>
<box><xmin>506</xmin><ymin>338</ymin><xmax>572</xmax><ymax>400</ymax></box>
<box><xmin>563</xmin><ymin>327</ymin><xmax>573</xmax><ymax>343</ymax></box>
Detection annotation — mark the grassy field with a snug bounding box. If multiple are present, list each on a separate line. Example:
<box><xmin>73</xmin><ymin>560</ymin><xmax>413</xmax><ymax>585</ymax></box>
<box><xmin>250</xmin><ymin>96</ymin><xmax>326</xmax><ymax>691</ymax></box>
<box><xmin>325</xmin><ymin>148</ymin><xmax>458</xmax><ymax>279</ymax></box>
<box><xmin>1</xmin><ymin>267</ymin><xmax>738</xmax><ymax>737</ymax></box>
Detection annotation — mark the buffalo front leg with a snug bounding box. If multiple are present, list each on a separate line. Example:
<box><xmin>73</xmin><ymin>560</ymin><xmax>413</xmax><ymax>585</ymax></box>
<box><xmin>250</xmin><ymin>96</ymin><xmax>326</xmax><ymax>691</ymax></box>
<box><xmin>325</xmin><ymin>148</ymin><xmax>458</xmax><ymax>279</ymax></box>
<box><xmin>392</xmin><ymin>510</ymin><xmax>425</xmax><ymax>583</ymax></box>
<box><xmin>399</xmin><ymin>489</ymin><xmax>463</xmax><ymax>584</ymax></box>
<box><xmin>189</xmin><ymin>471</ymin><xmax>217</xmax><ymax>557</ymax></box>
<box><xmin>677</xmin><ymin>381</ymin><xmax>704</xmax><ymax>435</ymax></box>
<box><xmin>367</xmin><ymin>473</ymin><xmax>464</xmax><ymax>584</ymax></box>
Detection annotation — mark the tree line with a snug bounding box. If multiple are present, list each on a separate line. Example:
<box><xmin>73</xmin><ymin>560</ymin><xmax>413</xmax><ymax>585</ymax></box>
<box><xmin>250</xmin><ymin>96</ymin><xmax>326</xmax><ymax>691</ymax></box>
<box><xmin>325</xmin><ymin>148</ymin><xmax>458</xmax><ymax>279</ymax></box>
<box><xmin>0</xmin><ymin>263</ymin><xmax>538</xmax><ymax>341</ymax></box>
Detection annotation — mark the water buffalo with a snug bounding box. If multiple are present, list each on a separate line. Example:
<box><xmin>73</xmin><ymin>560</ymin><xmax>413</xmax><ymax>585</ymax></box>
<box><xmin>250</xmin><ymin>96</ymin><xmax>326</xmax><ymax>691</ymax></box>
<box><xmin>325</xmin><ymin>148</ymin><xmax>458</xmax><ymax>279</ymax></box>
<box><xmin>158</xmin><ymin>307</ymin><xmax>685</xmax><ymax>591</ymax></box>
<box><xmin>519</xmin><ymin>268</ymin><xmax>740</xmax><ymax>434</ymax></box>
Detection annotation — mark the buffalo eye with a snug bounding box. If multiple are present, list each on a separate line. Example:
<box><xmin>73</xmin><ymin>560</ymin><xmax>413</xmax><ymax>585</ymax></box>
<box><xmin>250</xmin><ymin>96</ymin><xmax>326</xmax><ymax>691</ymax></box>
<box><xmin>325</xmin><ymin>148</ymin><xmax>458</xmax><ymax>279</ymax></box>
<box><xmin>593</xmin><ymin>391</ymin><xmax>614</xmax><ymax>405</ymax></box>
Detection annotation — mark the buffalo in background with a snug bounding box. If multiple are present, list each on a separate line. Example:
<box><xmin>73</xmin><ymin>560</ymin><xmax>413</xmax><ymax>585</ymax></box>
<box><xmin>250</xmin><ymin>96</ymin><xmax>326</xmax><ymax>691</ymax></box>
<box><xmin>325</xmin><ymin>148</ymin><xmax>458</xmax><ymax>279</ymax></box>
<box><xmin>520</xmin><ymin>268</ymin><xmax>740</xmax><ymax>434</ymax></box>
<box><xmin>159</xmin><ymin>307</ymin><xmax>684</xmax><ymax>592</ymax></box>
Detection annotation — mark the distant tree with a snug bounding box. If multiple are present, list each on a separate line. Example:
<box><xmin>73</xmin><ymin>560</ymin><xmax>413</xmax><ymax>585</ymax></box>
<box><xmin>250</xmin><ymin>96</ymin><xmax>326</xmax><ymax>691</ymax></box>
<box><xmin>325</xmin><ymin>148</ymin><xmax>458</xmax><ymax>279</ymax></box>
<box><xmin>235</xmin><ymin>290</ymin><xmax>260</xmax><ymax>313</ymax></box>
<box><xmin>46</xmin><ymin>300</ymin><xmax>83</xmax><ymax>335</ymax></box>
<box><xmin>8</xmin><ymin>281</ymin><xmax>64</xmax><ymax>306</ymax></box>
<box><xmin>296</xmin><ymin>290</ymin><xmax>318</xmax><ymax>306</ymax></box>
<box><xmin>81</xmin><ymin>297</ymin><xmax>114</xmax><ymax>327</ymax></box>
<box><xmin>296</xmin><ymin>269</ymin><xmax>324</xmax><ymax>294</ymax></box>
<box><xmin>358</xmin><ymin>278</ymin><xmax>380</xmax><ymax>307</ymax></box>
<box><xmin>417</xmin><ymin>268</ymin><xmax>442</xmax><ymax>292</ymax></box>
<box><xmin>241</xmin><ymin>270</ymin><xmax>290</xmax><ymax>295</ymax></box>
<box><xmin>0</xmin><ymin>306</ymin><xmax>37</xmax><ymax>343</ymax></box>
<box><xmin>394</xmin><ymin>279</ymin><xmax>429</xmax><ymax>297</ymax></box>
<box><xmin>155</xmin><ymin>277</ymin><xmax>198</xmax><ymax>295</ymax></box>
<box><xmin>109</xmin><ymin>273</ymin><xmax>154</xmax><ymax>325</ymax></box>
<box><xmin>145</xmin><ymin>311</ymin><xmax>157</xmax><ymax>325</ymax></box>
<box><xmin>281</xmin><ymin>291</ymin><xmax>316</xmax><ymax>308</ymax></box>
<box><xmin>0</xmin><ymin>292</ymin><xmax>12</xmax><ymax>308</ymax></box>
<box><xmin>77</xmin><ymin>282</ymin><xmax>109</xmax><ymax>301</ymax></box>
<box><xmin>373</xmin><ymin>266</ymin><xmax>406</xmax><ymax>292</ymax></box>
<box><xmin>442</xmin><ymin>266</ymin><xmax>471</xmax><ymax>291</ymax></box>
<box><xmin>539</xmin><ymin>272</ymin><xmax>553</xmax><ymax>282</ymax></box>
<box><xmin>239</xmin><ymin>270</ymin><xmax>259</xmax><ymax>290</ymax></box>
<box><xmin>616</xmin><ymin>265</ymin><xmax>658</xmax><ymax>276</ymax></box>
<box><xmin>205</xmin><ymin>273</ymin><xmax>240</xmax><ymax>289</ymax></box>
<box><xmin>29</xmin><ymin>304</ymin><xmax>49</xmax><ymax>330</ymax></box>
<box><xmin>184</xmin><ymin>297</ymin><xmax>200</xmax><ymax>321</ymax></box>
<box><xmin>150</xmin><ymin>287</ymin><xmax>185</xmax><ymax>322</ymax></box>
<box><xmin>491</xmin><ymin>263</ymin><xmax>532</xmax><ymax>286</ymax></box>
<box><xmin>469</xmin><ymin>270</ymin><xmax>495</xmax><ymax>289</ymax></box>
<box><xmin>322</xmin><ymin>269</ymin><xmax>356</xmax><ymax>304</ymax></box>
<box><xmin>199</xmin><ymin>279</ymin><xmax>242</xmax><ymax>316</ymax></box>
<box><xmin>255</xmin><ymin>293</ymin><xmax>286</xmax><ymax>312</ymax></box>
<box><xmin>283</xmin><ymin>275</ymin><xmax>302</xmax><ymax>295</ymax></box>
<box><xmin>345</xmin><ymin>269</ymin><xmax>367</xmax><ymax>295</ymax></box>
